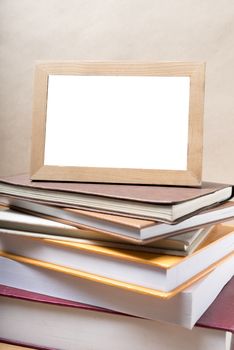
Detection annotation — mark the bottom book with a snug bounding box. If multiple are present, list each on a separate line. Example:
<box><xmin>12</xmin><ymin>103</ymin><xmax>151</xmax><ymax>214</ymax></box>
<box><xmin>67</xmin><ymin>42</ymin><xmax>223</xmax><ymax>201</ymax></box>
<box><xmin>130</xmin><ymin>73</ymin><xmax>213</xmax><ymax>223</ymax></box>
<box><xmin>0</xmin><ymin>281</ymin><xmax>233</xmax><ymax>350</ymax></box>
<box><xmin>0</xmin><ymin>254</ymin><xmax>233</xmax><ymax>329</ymax></box>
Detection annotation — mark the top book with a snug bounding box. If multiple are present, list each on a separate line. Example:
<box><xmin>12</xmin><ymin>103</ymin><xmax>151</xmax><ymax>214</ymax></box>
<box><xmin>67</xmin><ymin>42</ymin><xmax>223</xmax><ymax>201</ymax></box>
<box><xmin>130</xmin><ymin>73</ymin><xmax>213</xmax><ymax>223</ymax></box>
<box><xmin>0</xmin><ymin>174</ymin><xmax>233</xmax><ymax>222</ymax></box>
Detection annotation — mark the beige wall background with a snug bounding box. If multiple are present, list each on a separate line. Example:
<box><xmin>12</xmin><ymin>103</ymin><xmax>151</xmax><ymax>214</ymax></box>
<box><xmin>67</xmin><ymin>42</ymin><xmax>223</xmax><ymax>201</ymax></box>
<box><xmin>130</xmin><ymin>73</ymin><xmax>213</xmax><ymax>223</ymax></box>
<box><xmin>0</xmin><ymin>0</ymin><xmax>233</xmax><ymax>184</ymax></box>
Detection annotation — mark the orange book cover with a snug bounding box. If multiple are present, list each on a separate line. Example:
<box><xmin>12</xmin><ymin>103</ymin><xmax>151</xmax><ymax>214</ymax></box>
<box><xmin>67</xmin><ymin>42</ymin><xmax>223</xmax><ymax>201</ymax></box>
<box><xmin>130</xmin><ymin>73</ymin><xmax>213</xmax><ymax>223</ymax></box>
<box><xmin>0</xmin><ymin>250</ymin><xmax>233</xmax><ymax>299</ymax></box>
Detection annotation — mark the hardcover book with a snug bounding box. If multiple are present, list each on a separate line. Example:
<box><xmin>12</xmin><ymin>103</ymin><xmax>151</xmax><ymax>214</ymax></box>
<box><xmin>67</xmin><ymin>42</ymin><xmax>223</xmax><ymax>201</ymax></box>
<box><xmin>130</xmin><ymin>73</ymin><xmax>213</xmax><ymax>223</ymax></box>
<box><xmin>197</xmin><ymin>276</ymin><xmax>234</xmax><ymax>332</ymax></box>
<box><xmin>1</xmin><ymin>277</ymin><xmax>232</xmax><ymax>350</ymax></box>
<box><xmin>0</xmin><ymin>223</ymin><xmax>233</xmax><ymax>295</ymax></box>
<box><xmin>0</xmin><ymin>206</ymin><xmax>213</xmax><ymax>256</ymax></box>
<box><xmin>3</xmin><ymin>200</ymin><xmax>234</xmax><ymax>242</ymax></box>
<box><xmin>0</xmin><ymin>174</ymin><xmax>232</xmax><ymax>221</ymax></box>
<box><xmin>64</xmin><ymin>203</ymin><xmax>234</xmax><ymax>242</ymax></box>
<box><xmin>0</xmin><ymin>254</ymin><xmax>233</xmax><ymax>329</ymax></box>
<box><xmin>0</xmin><ymin>283</ymin><xmax>231</xmax><ymax>350</ymax></box>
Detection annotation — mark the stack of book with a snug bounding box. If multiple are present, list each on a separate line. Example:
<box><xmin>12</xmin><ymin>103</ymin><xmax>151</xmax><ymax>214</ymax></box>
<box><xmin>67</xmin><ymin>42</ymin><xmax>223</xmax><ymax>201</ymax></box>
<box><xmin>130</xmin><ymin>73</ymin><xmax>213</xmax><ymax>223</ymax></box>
<box><xmin>0</xmin><ymin>174</ymin><xmax>233</xmax><ymax>349</ymax></box>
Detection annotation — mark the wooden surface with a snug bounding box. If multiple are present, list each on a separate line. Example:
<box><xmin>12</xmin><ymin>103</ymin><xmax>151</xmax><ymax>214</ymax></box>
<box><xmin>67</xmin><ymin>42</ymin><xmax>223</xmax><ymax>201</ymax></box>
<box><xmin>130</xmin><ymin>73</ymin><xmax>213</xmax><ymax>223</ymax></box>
<box><xmin>0</xmin><ymin>343</ymin><xmax>35</xmax><ymax>350</ymax></box>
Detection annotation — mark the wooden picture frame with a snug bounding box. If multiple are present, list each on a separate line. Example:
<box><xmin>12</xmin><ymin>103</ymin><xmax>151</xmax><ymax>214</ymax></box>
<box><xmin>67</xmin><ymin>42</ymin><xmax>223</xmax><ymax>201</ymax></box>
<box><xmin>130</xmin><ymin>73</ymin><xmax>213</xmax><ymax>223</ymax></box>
<box><xmin>30</xmin><ymin>61</ymin><xmax>205</xmax><ymax>186</ymax></box>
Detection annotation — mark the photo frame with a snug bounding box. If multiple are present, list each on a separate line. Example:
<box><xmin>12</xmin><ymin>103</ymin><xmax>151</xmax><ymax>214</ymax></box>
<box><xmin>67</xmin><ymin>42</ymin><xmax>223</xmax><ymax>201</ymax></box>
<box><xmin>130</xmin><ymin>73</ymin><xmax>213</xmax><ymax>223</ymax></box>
<box><xmin>30</xmin><ymin>61</ymin><xmax>205</xmax><ymax>186</ymax></box>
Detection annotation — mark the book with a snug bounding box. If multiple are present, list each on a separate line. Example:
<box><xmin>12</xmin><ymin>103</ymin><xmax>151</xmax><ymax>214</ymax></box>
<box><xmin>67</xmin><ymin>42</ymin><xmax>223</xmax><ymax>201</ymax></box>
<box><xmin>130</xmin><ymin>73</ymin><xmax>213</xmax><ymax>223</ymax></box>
<box><xmin>2</xmin><ymin>197</ymin><xmax>234</xmax><ymax>243</ymax></box>
<box><xmin>0</xmin><ymin>174</ymin><xmax>233</xmax><ymax>222</ymax></box>
<box><xmin>0</xmin><ymin>226</ymin><xmax>212</xmax><ymax>257</ymax></box>
<box><xmin>0</xmin><ymin>254</ymin><xmax>233</xmax><ymax>329</ymax></box>
<box><xmin>0</xmin><ymin>223</ymin><xmax>233</xmax><ymax>295</ymax></box>
<box><xmin>0</xmin><ymin>206</ymin><xmax>213</xmax><ymax>256</ymax></box>
<box><xmin>197</xmin><ymin>275</ymin><xmax>234</xmax><ymax>332</ymax></box>
<box><xmin>3</xmin><ymin>280</ymin><xmax>233</xmax><ymax>350</ymax></box>
<box><xmin>0</xmin><ymin>205</ymin><xmax>92</xmax><ymax>237</ymax></box>
<box><xmin>1</xmin><ymin>284</ymin><xmax>232</xmax><ymax>350</ymax></box>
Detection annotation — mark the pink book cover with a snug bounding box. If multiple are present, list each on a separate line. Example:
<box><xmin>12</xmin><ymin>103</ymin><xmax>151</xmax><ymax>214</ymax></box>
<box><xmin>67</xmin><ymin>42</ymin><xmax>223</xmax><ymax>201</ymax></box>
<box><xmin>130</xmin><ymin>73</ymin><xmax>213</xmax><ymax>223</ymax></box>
<box><xmin>0</xmin><ymin>284</ymin><xmax>129</xmax><ymax>317</ymax></box>
<box><xmin>196</xmin><ymin>277</ymin><xmax>234</xmax><ymax>332</ymax></box>
<box><xmin>0</xmin><ymin>284</ymin><xmax>131</xmax><ymax>349</ymax></box>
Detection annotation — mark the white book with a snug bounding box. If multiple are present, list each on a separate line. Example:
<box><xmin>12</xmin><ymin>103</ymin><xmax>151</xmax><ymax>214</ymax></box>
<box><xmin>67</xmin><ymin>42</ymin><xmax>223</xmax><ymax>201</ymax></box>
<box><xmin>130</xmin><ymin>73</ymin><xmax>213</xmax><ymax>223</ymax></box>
<box><xmin>0</xmin><ymin>254</ymin><xmax>233</xmax><ymax>329</ymax></box>
<box><xmin>0</xmin><ymin>223</ymin><xmax>233</xmax><ymax>293</ymax></box>
<box><xmin>0</xmin><ymin>206</ymin><xmax>212</xmax><ymax>256</ymax></box>
<box><xmin>0</xmin><ymin>286</ymin><xmax>232</xmax><ymax>350</ymax></box>
<box><xmin>2</xmin><ymin>197</ymin><xmax>234</xmax><ymax>241</ymax></box>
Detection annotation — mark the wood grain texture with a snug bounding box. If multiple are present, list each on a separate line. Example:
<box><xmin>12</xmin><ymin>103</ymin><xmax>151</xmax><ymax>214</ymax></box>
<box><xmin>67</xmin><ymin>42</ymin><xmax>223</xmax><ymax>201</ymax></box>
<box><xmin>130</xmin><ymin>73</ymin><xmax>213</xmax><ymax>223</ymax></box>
<box><xmin>30</xmin><ymin>61</ymin><xmax>205</xmax><ymax>186</ymax></box>
<box><xmin>0</xmin><ymin>344</ymin><xmax>35</xmax><ymax>350</ymax></box>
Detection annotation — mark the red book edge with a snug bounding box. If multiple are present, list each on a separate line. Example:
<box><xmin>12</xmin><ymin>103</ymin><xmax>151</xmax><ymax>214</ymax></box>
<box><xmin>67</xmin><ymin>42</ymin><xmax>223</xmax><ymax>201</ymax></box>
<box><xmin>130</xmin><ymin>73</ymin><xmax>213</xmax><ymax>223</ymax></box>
<box><xmin>0</xmin><ymin>284</ymin><xmax>131</xmax><ymax>317</ymax></box>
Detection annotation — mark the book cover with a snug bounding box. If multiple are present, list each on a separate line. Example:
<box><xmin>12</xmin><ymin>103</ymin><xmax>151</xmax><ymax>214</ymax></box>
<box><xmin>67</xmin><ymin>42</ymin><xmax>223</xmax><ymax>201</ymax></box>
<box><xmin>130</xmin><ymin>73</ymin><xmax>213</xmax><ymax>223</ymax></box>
<box><xmin>0</xmin><ymin>174</ymin><xmax>231</xmax><ymax>204</ymax></box>
<box><xmin>43</xmin><ymin>223</ymin><xmax>234</xmax><ymax>269</ymax></box>
<box><xmin>0</xmin><ymin>205</ymin><xmax>212</xmax><ymax>256</ymax></box>
<box><xmin>0</xmin><ymin>223</ymin><xmax>233</xmax><ymax>295</ymax></box>
<box><xmin>0</xmin><ymin>282</ymin><xmax>231</xmax><ymax>350</ymax></box>
<box><xmin>6</xmin><ymin>200</ymin><xmax>234</xmax><ymax>242</ymax></box>
<box><xmin>0</xmin><ymin>174</ymin><xmax>232</xmax><ymax>221</ymax></box>
<box><xmin>0</xmin><ymin>250</ymin><xmax>233</xmax><ymax>299</ymax></box>
<box><xmin>0</xmin><ymin>254</ymin><xmax>233</xmax><ymax>329</ymax></box>
<box><xmin>0</xmin><ymin>284</ymin><xmax>122</xmax><ymax>315</ymax></box>
<box><xmin>197</xmin><ymin>277</ymin><xmax>234</xmax><ymax>332</ymax></box>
